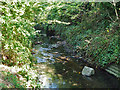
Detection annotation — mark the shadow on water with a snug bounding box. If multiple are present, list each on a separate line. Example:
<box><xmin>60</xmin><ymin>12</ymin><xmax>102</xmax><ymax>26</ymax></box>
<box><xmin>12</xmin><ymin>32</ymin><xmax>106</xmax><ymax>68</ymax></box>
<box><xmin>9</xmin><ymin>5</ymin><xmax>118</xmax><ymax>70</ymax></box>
<box><xmin>33</xmin><ymin>36</ymin><xmax>119</xmax><ymax>88</ymax></box>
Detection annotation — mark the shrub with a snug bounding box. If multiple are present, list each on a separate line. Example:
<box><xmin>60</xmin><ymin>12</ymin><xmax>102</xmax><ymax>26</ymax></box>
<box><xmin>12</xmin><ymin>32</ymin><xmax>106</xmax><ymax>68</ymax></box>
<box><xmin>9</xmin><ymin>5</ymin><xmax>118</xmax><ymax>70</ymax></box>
<box><xmin>0</xmin><ymin>1</ymin><xmax>36</xmax><ymax>66</ymax></box>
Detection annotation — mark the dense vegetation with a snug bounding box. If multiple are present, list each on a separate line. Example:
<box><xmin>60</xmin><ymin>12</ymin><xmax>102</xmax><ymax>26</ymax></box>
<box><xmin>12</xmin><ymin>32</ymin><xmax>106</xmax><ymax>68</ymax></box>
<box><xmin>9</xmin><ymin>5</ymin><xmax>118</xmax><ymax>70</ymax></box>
<box><xmin>34</xmin><ymin>2</ymin><xmax>120</xmax><ymax>67</ymax></box>
<box><xmin>0</xmin><ymin>0</ymin><xmax>119</xmax><ymax>88</ymax></box>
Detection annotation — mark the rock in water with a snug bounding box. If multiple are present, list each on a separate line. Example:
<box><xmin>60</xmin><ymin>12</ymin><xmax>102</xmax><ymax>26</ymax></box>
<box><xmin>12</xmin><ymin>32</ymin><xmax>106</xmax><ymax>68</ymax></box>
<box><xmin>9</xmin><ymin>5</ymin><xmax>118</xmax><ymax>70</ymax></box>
<box><xmin>82</xmin><ymin>66</ymin><xmax>95</xmax><ymax>76</ymax></box>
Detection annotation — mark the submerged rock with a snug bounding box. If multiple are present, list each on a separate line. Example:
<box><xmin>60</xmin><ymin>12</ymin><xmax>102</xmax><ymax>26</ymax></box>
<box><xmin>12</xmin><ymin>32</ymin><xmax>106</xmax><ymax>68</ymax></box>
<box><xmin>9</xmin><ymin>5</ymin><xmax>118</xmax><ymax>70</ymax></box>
<box><xmin>82</xmin><ymin>66</ymin><xmax>95</xmax><ymax>76</ymax></box>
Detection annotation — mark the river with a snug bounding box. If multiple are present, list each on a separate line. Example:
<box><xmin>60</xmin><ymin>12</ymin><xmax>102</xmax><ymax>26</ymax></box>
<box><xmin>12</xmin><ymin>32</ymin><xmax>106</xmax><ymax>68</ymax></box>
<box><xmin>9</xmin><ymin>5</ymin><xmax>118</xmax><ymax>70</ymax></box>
<box><xmin>32</xmin><ymin>36</ymin><xmax>119</xmax><ymax>88</ymax></box>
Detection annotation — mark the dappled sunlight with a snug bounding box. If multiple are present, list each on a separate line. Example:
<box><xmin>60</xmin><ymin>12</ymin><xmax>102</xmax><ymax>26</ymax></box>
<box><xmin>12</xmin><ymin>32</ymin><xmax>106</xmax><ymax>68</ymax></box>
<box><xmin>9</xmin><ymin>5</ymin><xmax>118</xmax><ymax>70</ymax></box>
<box><xmin>0</xmin><ymin>0</ymin><xmax>119</xmax><ymax>88</ymax></box>
<box><xmin>48</xmin><ymin>20</ymin><xmax>70</xmax><ymax>25</ymax></box>
<box><xmin>0</xmin><ymin>64</ymin><xmax>39</xmax><ymax>88</ymax></box>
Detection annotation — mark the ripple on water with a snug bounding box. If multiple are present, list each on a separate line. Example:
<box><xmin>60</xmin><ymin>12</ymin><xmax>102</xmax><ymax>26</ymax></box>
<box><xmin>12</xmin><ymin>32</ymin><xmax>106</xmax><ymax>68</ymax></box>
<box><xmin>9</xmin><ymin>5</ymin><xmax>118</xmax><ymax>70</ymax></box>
<box><xmin>41</xmin><ymin>52</ymin><xmax>53</xmax><ymax>57</ymax></box>
<box><xmin>38</xmin><ymin>47</ymin><xmax>51</xmax><ymax>52</ymax></box>
<box><xmin>36</xmin><ymin>57</ymin><xmax>47</xmax><ymax>63</ymax></box>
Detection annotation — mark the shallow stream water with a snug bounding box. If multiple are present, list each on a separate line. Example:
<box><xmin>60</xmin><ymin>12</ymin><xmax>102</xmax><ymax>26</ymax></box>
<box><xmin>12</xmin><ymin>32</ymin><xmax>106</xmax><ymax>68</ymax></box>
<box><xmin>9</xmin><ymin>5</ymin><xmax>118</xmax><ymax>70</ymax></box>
<box><xmin>33</xmin><ymin>37</ymin><xmax>119</xmax><ymax>88</ymax></box>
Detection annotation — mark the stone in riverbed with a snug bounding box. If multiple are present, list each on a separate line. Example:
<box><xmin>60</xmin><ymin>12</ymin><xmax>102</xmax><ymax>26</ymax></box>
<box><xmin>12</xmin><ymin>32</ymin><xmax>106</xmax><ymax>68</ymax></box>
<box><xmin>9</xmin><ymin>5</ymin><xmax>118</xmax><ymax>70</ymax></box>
<box><xmin>82</xmin><ymin>66</ymin><xmax>95</xmax><ymax>76</ymax></box>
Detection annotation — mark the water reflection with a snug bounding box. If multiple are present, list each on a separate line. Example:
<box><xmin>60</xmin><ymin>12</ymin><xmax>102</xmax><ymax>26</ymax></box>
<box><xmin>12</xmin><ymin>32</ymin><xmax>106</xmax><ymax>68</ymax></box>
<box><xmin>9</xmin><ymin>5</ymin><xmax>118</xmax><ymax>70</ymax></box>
<box><xmin>36</xmin><ymin>57</ymin><xmax>46</xmax><ymax>63</ymax></box>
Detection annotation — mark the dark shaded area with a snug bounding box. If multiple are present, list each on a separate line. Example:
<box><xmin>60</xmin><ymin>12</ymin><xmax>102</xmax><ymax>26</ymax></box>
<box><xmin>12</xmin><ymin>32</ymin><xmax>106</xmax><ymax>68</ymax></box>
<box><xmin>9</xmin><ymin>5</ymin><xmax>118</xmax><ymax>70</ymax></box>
<box><xmin>46</xmin><ymin>29</ymin><xmax>55</xmax><ymax>37</ymax></box>
<box><xmin>34</xmin><ymin>24</ymin><xmax>56</xmax><ymax>37</ymax></box>
<box><xmin>34</xmin><ymin>24</ymin><xmax>41</xmax><ymax>30</ymax></box>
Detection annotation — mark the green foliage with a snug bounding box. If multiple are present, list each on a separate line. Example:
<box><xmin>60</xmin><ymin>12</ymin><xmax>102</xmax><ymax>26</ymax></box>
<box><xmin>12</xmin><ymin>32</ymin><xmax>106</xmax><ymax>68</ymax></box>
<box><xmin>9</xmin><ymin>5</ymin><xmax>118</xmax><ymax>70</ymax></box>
<box><xmin>0</xmin><ymin>1</ymin><xmax>38</xmax><ymax>66</ymax></box>
<box><xmin>4</xmin><ymin>72</ymin><xmax>24</xmax><ymax>88</ymax></box>
<box><xmin>18</xmin><ymin>70</ymin><xmax>27</xmax><ymax>79</ymax></box>
<box><xmin>40</xmin><ymin>2</ymin><xmax>119</xmax><ymax>67</ymax></box>
<box><xmin>0</xmin><ymin>83</ymin><xmax>7</xmax><ymax>88</ymax></box>
<box><xmin>17</xmin><ymin>65</ymin><xmax>39</xmax><ymax>88</ymax></box>
<box><xmin>0</xmin><ymin>1</ymin><xmax>119</xmax><ymax>68</ymax></box>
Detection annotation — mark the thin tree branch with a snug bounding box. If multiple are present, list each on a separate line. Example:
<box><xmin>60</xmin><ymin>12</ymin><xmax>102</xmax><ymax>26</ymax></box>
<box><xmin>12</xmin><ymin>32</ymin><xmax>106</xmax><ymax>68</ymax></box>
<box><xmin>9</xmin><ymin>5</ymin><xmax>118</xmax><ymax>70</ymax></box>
<box><xmin>113</xmin><ymin>0</ymin><xmax>119</xmax><ymax>20</ymax></box>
